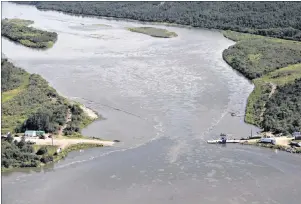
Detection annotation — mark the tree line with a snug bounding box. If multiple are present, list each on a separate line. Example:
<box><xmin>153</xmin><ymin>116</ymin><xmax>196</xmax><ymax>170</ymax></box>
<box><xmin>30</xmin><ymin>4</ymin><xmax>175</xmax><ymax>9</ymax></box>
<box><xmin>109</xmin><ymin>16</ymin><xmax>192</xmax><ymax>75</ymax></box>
<box><xmin>16</xmin><ymin>1</ymin><xmax>301</xmax><ymax>41</ymax></box>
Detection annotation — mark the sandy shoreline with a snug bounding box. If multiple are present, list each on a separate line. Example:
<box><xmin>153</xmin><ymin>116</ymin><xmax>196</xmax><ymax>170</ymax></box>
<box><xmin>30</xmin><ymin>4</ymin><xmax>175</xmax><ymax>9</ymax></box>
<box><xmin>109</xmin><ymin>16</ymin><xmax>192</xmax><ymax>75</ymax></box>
<box><xmin>79</xmin><ymin>104</ymin><xmax>98</xmax><ymax>120</ymax></box>
<box><xmin>14</xmin><ymin>137</ymin><xmax>114</xmax><ymax>149</ymax></box>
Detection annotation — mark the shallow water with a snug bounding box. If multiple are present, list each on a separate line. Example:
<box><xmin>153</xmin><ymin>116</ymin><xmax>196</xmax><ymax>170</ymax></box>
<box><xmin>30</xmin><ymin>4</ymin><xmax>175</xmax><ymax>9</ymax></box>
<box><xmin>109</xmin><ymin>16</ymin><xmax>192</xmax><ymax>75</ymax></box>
<box><xmin>2</xmin><ymin>2</ymin><xmax>301</xmax><ymax>204</ymax></box>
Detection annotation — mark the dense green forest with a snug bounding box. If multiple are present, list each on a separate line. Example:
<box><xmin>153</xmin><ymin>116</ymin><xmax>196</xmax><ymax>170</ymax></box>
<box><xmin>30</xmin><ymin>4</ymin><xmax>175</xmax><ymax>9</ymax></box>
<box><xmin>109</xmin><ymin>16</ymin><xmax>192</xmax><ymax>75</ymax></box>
<box><xmin>16</xmin><ymin>1</ymin><xmax>301</xmax><ymax>41</ymax></box>
<box><xmin>263</xmin><ymin>79</ymin><xmax>301</xmax><ymax>134</ymax></box>
<box><xmin>1</xmin><ymin>18</ymin><xmax>57</xmax><ymax>49</ymax></box>
<box><xmin>1</xmin><ymin>59</ymin><xmax>93</xmax><ymax>136</ymax></box>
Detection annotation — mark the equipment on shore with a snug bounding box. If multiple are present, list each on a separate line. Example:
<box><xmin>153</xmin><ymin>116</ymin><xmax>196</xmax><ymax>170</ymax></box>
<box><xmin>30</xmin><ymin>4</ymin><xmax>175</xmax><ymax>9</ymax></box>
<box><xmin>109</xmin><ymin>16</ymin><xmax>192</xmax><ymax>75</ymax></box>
<box><xmin>207</xmin><ymin>133</ymin><xmax>240</xmax><ymax>144</ymax></box>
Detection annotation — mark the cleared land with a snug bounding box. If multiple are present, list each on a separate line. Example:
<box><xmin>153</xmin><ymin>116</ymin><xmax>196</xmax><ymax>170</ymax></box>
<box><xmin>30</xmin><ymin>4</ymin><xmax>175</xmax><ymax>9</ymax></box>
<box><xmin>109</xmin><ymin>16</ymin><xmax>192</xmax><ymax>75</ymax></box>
<box><xmin>14</xmin><ymin>137</ymin><xmax>114</xmax><ymax>149</ymax></box>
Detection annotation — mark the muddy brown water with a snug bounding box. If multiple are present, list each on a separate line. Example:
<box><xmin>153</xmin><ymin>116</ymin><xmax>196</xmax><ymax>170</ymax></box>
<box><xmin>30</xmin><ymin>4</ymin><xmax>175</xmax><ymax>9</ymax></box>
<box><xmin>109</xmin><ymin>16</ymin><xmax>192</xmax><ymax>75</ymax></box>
<box><xmin>2</xmin><ymin>2</ymin><xmax>301</xmax><ymax>204</ymax></box>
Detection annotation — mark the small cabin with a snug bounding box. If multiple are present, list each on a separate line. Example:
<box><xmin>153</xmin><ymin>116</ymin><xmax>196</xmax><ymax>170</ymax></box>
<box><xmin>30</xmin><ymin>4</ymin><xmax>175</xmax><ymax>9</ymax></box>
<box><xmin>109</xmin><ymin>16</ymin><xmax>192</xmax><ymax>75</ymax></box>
<box><xmin>24</xmin><ymin>130</ymin><xmax>37</xmax><ymax>137</ymax></box>
<box><xmin>24</xmin><ymin>130</ymin><xmax>45</xmax><ymax>137</ymax></box>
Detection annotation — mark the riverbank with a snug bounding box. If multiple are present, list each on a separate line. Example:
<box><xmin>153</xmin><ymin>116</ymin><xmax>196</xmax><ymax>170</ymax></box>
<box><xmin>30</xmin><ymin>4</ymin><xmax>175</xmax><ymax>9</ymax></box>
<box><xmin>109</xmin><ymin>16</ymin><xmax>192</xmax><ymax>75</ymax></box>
<box><xmin>13</xmin><ymin>136</ymin><xmax>114</xmax><ymax>149</ymax></box>
<box><xmin>222</xmin><ymin>30</ymin><xmax>301</xmax><ymax>134</ymax></box>
<box><xmin>1</xmin><ymin>58</ymin><xmax>113</xmax><ymax>172</ymax></box>
<box><xmin>241</xmin><ymin>137</ymin><xmax>301</xmax><ymax>154</ymax></box>
<box><xmin>1</xmin><ymin>58</ymin><xmax>98</xmax><ymax>136</ymax></box>
<box><xmin>2</xmin><ymin>136</ymin><xmax>114</xmax><ymax>172</ymax></box>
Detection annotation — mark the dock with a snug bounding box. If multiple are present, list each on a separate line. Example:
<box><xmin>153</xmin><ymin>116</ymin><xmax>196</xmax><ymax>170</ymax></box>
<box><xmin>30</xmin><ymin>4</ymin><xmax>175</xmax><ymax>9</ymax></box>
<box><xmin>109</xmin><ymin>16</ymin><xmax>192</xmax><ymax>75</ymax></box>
<box><xmin>207</xmin><ymin>139</ymin><xmax>241</xmax><ymax>144</ymax></box>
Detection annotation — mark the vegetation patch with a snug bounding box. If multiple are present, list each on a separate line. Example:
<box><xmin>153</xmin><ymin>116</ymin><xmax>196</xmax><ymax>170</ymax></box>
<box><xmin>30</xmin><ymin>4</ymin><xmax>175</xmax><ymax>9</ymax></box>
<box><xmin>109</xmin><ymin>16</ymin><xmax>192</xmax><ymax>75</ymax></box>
<box><xmin>1</xmin><ymin>136</ymin><xmax>105</xmax><ymax>172</ymax></box>
<box><xmin>53</xmin><ymin>143</ymin><xmax>104</xmax><ymax>163</ymax></box>
<box><xmin>1</xmin><ymin>59</ymin><xmax>96</xmax><ymax>136</ymax></box>
<box><xmin>263</xmin><ymin>78</ymin><xmax>301</xmax><ymax>134</ymax></box>
<box><xmin>223</xmin><ymin>30</ymin><xmax>301</xmax><ymax>79</ymax></box>
<box><xmin>127</xmin><ymin>27</ymin><xmax>177</xmax><ymax>38</ymax></box>
<box><xmin>222</xmin><ymin>31</ymin><xmax>301</xmax><ymax>135</ymax></box>
<box><xmin>1</xmin><ymin>18</ymin><xmax>57</xmax><ymax>49</ymax></box>
<box><xmin>16</xmin><ymin>1</ymin><xmax>301</xmax><ymax>41</ymax></box>
<box><xmin>246</xmin><ymin>64</ymin><xmax>301</xmax><ymax>126</ymax></box>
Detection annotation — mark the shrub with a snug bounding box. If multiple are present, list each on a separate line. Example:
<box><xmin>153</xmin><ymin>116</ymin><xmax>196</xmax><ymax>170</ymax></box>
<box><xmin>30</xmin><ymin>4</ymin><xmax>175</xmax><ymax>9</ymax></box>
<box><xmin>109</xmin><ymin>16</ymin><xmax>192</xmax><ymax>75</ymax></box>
<box><xmin>36</xmin><ymin>146</ymin><xmax>48</xmax><ymax>155</ymax></box>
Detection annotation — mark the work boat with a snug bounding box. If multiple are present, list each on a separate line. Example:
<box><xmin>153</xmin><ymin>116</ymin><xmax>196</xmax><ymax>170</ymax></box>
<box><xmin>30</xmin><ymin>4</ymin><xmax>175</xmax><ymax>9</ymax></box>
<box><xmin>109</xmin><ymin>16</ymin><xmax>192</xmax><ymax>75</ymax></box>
<box><xmin>207</xmin><ymin>133</ymin><xmax>240</xmax><ymax>144</ymax></box>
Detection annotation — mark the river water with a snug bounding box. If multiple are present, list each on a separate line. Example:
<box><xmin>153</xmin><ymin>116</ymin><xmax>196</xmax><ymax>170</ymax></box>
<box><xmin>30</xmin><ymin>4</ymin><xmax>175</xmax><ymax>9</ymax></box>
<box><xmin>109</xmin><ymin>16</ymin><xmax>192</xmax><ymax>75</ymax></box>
<box><xmin>2</xmin><ymin>2</ymin><xmax>301</xmax><ymax>204</ymax></box>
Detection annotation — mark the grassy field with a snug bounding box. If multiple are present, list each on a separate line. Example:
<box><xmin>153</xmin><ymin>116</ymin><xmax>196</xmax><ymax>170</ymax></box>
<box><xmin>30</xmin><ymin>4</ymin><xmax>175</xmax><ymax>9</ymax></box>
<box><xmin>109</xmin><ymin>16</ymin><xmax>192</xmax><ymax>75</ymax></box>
<box><xmin>2</xmin><ymin>74</ymin><xmax>30</xmax><ymax>103</ymax></box>
<box><xmin>127</xmin><ymin>27</ymin><xmax>178</xmax><ymax>38</ymax></box>
<box><xmin>1</xmin><ymin>18</ymin><xmax>57</xmax><ymax>49</ymax></box>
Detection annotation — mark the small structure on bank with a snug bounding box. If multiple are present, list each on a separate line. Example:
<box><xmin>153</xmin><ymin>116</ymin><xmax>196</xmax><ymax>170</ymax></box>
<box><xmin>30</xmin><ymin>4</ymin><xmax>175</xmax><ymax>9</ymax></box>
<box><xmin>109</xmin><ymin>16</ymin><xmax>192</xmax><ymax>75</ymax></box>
<box><xmin>220</xmin><ymin>133</ymin><xmax>227</xmax><ymax>144</ymax></box>
<box><xmin>24</xmin><ymin>130</ymin><xmax>45</xmax><ymax>137</ymax></box>
<box><xmin>293</xmin><ymin>132</ymin><xmax>301</xmax><ymax>140</ymax></box>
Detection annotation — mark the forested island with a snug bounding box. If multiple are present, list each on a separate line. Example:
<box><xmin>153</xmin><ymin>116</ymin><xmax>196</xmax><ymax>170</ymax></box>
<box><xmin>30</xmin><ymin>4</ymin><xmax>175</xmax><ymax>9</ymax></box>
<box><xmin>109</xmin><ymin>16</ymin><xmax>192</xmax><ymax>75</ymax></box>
<box><xmin>15</xmin><ymin>1</ymin><xmax>301</xmax><ymax>41</ymax></box>
<box><xmin>127</xmin><ymin>27</ymin><xmax>177</xmax><ymax>38</ymax></box>
<box><xmin>1</xmin><ymin>58</ymin><xmax>112</xmax><ymax>171</ymax></box>
<box><xmin>1</xmin><ymin>18</ymin><xmax>57</xmax><ymax>49</ymax></box>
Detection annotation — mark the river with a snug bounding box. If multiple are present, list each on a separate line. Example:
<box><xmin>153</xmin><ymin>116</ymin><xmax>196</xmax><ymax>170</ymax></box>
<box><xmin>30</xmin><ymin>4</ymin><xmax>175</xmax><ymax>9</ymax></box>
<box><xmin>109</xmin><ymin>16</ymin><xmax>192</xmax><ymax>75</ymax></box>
<box><xmin>2</xmin><ymin>2</ymin><xmax>301</xmax><ymax>204</ymax></box>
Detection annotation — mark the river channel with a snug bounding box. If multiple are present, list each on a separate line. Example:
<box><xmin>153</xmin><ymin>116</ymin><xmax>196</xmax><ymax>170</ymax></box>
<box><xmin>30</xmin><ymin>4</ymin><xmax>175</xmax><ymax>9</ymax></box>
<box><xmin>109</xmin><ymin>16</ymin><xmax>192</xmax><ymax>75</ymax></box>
<box><xmin>2</xmin><ymin>2</ymin><xmax>301</xmax><ymax>204</ymax></box>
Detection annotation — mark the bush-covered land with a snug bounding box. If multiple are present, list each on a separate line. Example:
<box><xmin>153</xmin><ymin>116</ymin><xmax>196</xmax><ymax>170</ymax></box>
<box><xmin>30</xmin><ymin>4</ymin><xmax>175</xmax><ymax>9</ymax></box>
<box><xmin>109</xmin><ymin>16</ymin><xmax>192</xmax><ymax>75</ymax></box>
<box><xmin>1</xmin><ymin>135</ymin><xmax>104</xmax><ymax>170</ymax></box>
<box><xmin>15</xmin><ymin>1</ymin><xmax>301</xmax><ymax>41</ymax></box>
<box><xmin>222</xmin><ymin>31</ymin><xmax>301</xmax><ymax>134</ymax></box>
<box><xmin>263</xmin><ymin>78</ymin><xmax>301</xmax><ymax>134</ymax></box>
<box><xmin>63</xmin><ymin>103</ymin><xmax>94</xmax><ymax>136</ymax></box>
<box><xmin>127</xmin><ymin>27</ymin><xmax>177</xmax><ymax>38</ymax></box>
<box><xmin>1</xmin><ymin>59</ymin><xmax>94</xmax><ymax>135</ymax></box>
<box><xmin>1</xmin><ymin>59</ymin><xmax>28</xmax><ymax>93</ymax></box>
<box><xmin>246</xmin><ymin>64</ymin><xmax>301</xmax><ymax>127</ymax></box>
<box><xmin>1</xmin><ymin>136</ymin><xmax>55</xmax><ymax>169</ymax></box>
<box><xmin>1</xmin><ymin>18</ymin><xmax>57</xmax><ymax>49</ymax></box>
<box><xmin>223</xmin><ymin>30</ymin><xmax>301</xmax><ymax>79</ymax></box>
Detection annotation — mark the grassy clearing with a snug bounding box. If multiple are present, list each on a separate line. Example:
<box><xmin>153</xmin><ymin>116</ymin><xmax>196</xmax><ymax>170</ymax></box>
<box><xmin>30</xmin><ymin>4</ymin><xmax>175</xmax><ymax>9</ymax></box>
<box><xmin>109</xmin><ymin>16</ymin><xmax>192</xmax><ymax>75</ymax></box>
<box><xmin>4</xmin><ymin>18</ymin><xmax>34</xmax><ymax>26</ymax></box>
<box><xmin>2</xmin><ymin>74</ymin><xmax>30</xmax><ymax>103</ymax></box>
<box><xmin>33</xmin><ymin>145</ymin><xmax>58</xmax><ymax>155</ymax></box>
<box><xmin>1</xmin><ymin>18</ymin><xmax>57</xmax><ymax>49</ymax></box>
<box><xmin>127</xmin><ymin>27</ymin><xmax>178</xmax><ymax>38</ymax></box>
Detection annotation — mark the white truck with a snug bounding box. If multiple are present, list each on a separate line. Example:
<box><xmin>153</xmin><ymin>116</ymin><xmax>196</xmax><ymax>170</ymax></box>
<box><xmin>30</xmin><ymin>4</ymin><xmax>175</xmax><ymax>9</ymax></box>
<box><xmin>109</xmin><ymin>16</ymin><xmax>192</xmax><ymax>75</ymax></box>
<box><xmin>260</xmin><ymin>135</ymin><xmax>276</xmax><ymax>144</ymax></box>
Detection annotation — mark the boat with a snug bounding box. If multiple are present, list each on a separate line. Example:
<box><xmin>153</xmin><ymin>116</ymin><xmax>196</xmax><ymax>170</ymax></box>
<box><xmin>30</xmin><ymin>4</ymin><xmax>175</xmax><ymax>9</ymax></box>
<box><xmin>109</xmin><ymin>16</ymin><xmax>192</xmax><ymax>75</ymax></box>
<box><xmin>207</xmin><ymin>133</ymin><xmax>240</xmax><ymax>144</ymax></box>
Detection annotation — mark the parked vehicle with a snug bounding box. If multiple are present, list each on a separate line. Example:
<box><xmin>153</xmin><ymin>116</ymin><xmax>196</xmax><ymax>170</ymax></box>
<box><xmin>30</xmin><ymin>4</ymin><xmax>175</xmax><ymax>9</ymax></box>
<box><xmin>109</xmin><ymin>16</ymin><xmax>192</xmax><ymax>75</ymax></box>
<box><xmin>260</xmin><ymin>135</ymin><xmax>276</xmax><ymax>144</ymax></box>
<box><xmin>290</xmin><ymin>141</ymin><xmax>301</xmax><ymax>147</ymax></box>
